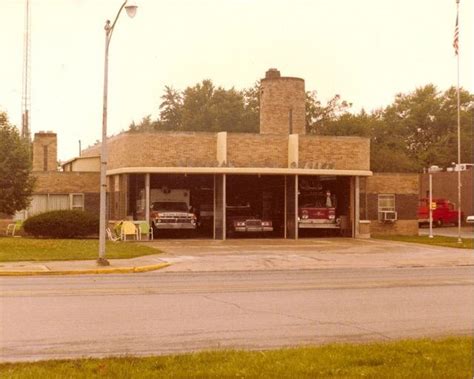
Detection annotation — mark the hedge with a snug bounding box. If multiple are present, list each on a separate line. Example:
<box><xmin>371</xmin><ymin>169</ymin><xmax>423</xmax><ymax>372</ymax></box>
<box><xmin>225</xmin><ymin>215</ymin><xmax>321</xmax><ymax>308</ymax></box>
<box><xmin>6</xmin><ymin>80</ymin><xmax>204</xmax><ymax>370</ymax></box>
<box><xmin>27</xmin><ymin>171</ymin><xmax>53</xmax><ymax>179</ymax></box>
<box><xmin>23</xmin><ymin>210</ymin><xmax>100</xmax><ymax>238</ymax></box>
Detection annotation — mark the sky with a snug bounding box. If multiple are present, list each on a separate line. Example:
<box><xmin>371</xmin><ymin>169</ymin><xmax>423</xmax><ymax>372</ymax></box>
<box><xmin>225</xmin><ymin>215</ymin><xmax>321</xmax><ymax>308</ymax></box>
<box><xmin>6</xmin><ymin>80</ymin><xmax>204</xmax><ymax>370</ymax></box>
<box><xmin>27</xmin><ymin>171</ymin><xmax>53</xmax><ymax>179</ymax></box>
<box><xmin>1</xmin><ymin>0</ymin><xmax>473</xmax><ymax>161</ymax></box>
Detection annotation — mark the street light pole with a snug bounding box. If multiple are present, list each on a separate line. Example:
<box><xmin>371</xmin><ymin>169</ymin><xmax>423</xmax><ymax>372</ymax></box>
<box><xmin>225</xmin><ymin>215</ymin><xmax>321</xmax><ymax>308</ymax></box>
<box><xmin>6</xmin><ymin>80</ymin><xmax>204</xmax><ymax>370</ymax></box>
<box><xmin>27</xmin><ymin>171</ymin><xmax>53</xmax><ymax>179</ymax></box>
<box><xmin>455</xmin><ymin>0</ymin><xmax>462</xmax><ymax>244</ymax></box>
<box><xmin>98</xmin><ymin>1</ymin><xmax>138</xmax><ymax>266</ymax></box>
<box><xmin>428</xmin><ymin>172</ymin><xmax>433</xmax><ymax>239</ymax></box>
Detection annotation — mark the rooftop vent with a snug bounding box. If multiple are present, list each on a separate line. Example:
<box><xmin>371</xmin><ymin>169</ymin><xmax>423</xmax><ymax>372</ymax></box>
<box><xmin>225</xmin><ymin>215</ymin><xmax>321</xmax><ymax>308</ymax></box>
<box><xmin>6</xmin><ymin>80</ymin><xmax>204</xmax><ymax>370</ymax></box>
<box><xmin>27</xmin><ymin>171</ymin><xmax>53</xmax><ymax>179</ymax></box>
<box><xmin>265</xmin><ymin>68</ymin><xmax>281</xmax><ymax>79</ymax></box>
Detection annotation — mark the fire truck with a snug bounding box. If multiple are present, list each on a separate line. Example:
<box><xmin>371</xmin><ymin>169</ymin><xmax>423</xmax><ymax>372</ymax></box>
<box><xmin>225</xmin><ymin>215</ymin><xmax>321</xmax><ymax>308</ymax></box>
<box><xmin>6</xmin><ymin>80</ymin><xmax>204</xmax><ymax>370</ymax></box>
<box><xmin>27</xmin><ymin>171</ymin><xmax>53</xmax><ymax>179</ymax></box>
<box><xmin>298</xmin><ymin>190</ymin><xmax>340</xmax><ymax>229</ymax></box>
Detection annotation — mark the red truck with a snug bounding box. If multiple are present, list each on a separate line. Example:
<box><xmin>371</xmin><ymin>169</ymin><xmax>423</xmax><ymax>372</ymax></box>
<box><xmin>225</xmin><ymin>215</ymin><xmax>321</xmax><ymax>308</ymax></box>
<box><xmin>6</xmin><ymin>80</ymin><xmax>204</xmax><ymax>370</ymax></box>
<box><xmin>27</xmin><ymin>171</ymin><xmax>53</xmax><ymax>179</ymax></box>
<box><xmin>417</xmin><ymin>198</ymin><xmax>462</xmax><ymax>227</ymax></box>
<box><xmin>298</xmin><ymin>191</ymin><xmax>340</xmax><ymax>229</ymax></box>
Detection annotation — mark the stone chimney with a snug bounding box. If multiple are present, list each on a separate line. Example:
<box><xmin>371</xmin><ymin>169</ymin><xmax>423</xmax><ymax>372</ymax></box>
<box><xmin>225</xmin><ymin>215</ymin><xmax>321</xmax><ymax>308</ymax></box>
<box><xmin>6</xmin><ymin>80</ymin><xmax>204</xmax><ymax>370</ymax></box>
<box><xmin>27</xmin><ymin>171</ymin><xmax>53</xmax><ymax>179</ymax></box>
<box><xmin>260</xmin><ymin>69</ymin><xmax>306</xmax><ymax>135</ymax></box>
<box><xmin>33</xmin><ymin>131</ymin><xmax>57</xmax><ymax>172</ymax></box>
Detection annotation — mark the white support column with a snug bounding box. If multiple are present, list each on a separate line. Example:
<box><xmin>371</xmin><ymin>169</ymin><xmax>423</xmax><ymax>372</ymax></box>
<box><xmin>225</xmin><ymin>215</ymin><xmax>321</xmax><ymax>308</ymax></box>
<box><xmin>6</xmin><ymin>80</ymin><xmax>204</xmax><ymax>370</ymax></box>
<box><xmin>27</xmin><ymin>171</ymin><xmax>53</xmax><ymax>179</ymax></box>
<box><xmin>354</xmin><ymin>176</ymin><xmax>360</xmax><ymax>238</ymax></box>
<box><xmin>213</xmin><ymin>174</ymin><xmax>226</xmax><ymax>240</ymax></box>
<box><xmin>295</xmin><ymin>175</ymin><xmax>299</xmax><ymax>240</ymax></box>
<box><xmin>214</xmin><ymin>174</ymin><xmax>217</xmax><ymax>240</ymax></box>
<box><xmin>288</xmin><ymin>134</ymin><xmax>299</xmax><ymax>168</ymax></box>
<box><xmin>217</xmin><ymin>132</ymin><xmax>227</xmax><ymax>166</ymax></box>
<box><xmin>145</xmin><ymin>173</ymin><xmax>150</xmax><ymax>222</ymax></box>
<box><xmin>223</xmin><ymin>174</ymin><xmax>226</xmax><ymax>240</ymax></box>
<box><xmin>284</xmin><ymin>176</ymin><xmax>287</xmax><ymax>239</ymax></box>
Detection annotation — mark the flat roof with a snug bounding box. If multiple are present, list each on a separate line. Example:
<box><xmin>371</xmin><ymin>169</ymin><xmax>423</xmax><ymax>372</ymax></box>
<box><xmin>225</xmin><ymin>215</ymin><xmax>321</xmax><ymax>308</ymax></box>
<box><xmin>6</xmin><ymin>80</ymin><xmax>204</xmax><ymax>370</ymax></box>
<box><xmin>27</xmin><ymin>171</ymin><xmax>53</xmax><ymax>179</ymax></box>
<box><xmin>61</xmin><ymin>155</ymin><xmax>100</xmax><ymax>167</ymax></box>
<box><xmin>107</xmin><ymin>167</ymin><xmax>372</xmax><ymax>177</ymax></box>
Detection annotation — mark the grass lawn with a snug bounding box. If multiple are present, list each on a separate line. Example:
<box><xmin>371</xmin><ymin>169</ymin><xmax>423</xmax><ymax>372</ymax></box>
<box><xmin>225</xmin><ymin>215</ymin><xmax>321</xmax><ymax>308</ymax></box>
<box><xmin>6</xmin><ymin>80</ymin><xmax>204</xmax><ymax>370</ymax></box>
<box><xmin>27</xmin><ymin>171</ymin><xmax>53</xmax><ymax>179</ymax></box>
<box><xmin>0</xmin><ymin>237</ymin><xmax>160</xmax><ymax>262</ymax></box>
<box><xmin>374</xmin><ymin>235</ymin><xmax>473</xmax><ymax>249</ymax></box>
<box><xmin>0</xmin><ymin>337</ymin><xmax>471</xmax><ymax>378</ymax></box>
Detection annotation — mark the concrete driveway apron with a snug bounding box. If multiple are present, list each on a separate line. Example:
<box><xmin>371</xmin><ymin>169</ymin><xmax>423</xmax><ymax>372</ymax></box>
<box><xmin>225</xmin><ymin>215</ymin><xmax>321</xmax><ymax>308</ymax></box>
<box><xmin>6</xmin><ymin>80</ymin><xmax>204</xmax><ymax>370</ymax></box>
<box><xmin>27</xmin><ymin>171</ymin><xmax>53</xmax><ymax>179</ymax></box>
<box><xmin>146</xmin><ymin>238</ymin><xmax>474</xmax><ymax>273</ymax></box>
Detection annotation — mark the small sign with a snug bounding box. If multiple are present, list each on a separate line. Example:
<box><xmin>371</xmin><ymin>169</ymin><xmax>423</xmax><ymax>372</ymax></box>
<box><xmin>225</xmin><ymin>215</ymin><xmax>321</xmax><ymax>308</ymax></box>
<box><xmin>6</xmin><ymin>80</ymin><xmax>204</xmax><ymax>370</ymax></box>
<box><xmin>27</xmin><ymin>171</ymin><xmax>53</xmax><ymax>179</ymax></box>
<box><xmin>431</xmin><ymin>202</ymin><xmax>437</xmax><ymax>210</ymax></box>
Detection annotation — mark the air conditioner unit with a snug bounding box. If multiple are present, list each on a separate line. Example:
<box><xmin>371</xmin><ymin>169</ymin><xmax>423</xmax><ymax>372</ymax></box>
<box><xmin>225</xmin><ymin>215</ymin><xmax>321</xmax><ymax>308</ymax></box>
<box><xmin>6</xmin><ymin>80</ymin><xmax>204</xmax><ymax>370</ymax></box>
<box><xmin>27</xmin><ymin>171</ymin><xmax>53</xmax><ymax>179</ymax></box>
<box><xmin>380</xmin><ymin>211</ymin><xmax>397</xmax><ymax>223</ymax></box>
<box><xmin>454</xmin><ymin>164</ymin><xmax>467</xmax><ymax>172</ymax></box>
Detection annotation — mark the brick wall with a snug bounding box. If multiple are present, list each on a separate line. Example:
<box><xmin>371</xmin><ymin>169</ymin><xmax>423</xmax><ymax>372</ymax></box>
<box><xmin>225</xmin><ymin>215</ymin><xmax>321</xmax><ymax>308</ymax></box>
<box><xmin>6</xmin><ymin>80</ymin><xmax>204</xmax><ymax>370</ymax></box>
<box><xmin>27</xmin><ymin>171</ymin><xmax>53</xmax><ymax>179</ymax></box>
<box><xmin>84</xmin><ymin>193</ymin><xmax>100</xmax><ymax>216</ymax></box>
<box><xmin>33</xmin><ymin>172</ymin><xmax>99</xmax><ymax>193</ymax></box>
<box><xmin>365</xmin><ymin>173</ymin><xmax>419</xmax><ymax>194</ymax></box>
<box><xmin>370</xmin><ymin>220</ymin><xmax>419</xmax><ymax>236</ymax></box>
<box><xmin>363</xmin><ymin>194</ymin><xmax>418</xmax><ymax>220</ymax></box>
<box><xmin>227</xmin><ymin>134</ymin><xmax>288</xmax><ymax>168</ymax></box>
<box><xmin>299</xmin><ymin>136</ymin><xmax>370</xmax><ymax>171</ymax></box>
<box><xmin>80</xmin><ymin>132</ymin><xmax>372</xmax><ymax>171</ymax></box>
<box><xmin>98</xmin><ymin>133</ymin><xmax>217</xmax><ymax>170</ymax></box>
<box><xmin>360</xmin><ymin>173</ymin><xmax>419</xmax><ymax>236</ymax></box>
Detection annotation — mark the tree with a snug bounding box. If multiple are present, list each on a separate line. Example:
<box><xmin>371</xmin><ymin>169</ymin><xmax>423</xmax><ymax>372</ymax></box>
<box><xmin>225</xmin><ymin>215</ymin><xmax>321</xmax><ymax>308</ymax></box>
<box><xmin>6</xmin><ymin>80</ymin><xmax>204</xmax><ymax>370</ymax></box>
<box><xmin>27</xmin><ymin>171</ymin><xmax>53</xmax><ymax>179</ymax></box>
<box><xmin>159</xmin><ymin>86</ymin><xmax>183</xmax><ymax>130</ymax></box>
<box><xmin>241</xmin><ymin>81</ymin><xmax>260</xmax><ymax>133</ymax></box>
<box><xmin>382</xmin><ymin>84</ymin><xmax>473</xmax><ymax>171</ymax></box>
<box><xmin>128</xmin><ymin>115</ymin><xmax>161</xmax><ymax>133</ymax></box>
<box><xmin>306</xmin><ymin>91</ymin><xmax>352</xmax><ymax>134</ymax></box>
<box><xmin>128</xmin><ymin>80</ymin><xmax>260</xmax><ymax>133</ymax></box>
<box><xmin>0</xmin><ymin>112</ymin><xmax>35</xmax><ymax>215</ymax></box>
<box><xmin>128</xmin><ymin>80</ymin><xmax>262</xmax><ymax>134</ymax></box>
<box><xmin>309</xmin><ymin>84</ymin><xmax>473</xmax><ymax>172</ymax></box>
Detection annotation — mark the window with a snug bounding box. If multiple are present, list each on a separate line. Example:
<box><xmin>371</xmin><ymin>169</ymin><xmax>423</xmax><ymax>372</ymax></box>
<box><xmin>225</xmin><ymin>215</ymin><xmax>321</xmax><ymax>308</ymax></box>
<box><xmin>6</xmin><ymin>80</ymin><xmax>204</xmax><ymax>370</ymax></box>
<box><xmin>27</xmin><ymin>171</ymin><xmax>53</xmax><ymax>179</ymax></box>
<box><xmin>27</xmin><ymin>193</ymin><xmax>84</xmax><ymax>216</ymax></box>
<box><xmin>378</xmin><ymin>194</ymin><xmax>395</xmax><ymax>221</ymax></box>
<box><xmin>70</xmin><ymin>194</ymin><xmax>84</xmax><ymax>211</ymax></box>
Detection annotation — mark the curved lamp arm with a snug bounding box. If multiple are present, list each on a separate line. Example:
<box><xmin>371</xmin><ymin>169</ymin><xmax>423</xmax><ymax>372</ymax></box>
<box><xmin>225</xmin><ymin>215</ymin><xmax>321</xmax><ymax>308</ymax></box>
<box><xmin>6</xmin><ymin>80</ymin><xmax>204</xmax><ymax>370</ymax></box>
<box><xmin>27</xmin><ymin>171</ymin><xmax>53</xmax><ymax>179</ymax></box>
<box><xmin>105</xmin><ymin>1</ymin><xmax>137</xmax><ymax>46</ymax></box>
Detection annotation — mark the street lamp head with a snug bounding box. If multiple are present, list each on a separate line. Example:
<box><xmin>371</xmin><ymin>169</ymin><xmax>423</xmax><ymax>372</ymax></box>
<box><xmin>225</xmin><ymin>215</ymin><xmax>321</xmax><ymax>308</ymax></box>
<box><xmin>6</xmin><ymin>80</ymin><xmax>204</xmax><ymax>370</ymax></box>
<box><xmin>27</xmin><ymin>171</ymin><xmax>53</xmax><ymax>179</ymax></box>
<box><xmin>125</xmin><ymin>3</ymin><xmax>138</xmax><ymax>18</ymax></box>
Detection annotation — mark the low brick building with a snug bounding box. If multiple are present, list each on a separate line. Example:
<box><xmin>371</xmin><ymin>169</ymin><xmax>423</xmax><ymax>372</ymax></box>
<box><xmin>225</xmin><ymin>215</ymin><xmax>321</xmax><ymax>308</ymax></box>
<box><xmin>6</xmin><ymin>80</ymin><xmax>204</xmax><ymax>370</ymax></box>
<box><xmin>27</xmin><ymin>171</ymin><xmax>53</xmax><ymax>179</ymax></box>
<box><xmin>22</xmin><ymin>69</ymin><xmax>419</xmax><ymax>239</ymax></box>
<box><xmin>24</xmin><ymin>132</ymin><xmax>100</xmax><ymax>218</ymax></box>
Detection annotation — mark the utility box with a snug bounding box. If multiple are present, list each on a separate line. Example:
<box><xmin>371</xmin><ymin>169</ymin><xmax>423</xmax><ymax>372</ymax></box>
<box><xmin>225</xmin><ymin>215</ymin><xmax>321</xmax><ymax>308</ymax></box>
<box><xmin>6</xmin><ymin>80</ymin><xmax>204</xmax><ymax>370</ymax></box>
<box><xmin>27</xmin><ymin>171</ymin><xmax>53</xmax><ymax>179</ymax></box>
<box><xmin>358</xmin><ymin>220</ymin><xmax>371</xmax><ymax>238</ymax></box>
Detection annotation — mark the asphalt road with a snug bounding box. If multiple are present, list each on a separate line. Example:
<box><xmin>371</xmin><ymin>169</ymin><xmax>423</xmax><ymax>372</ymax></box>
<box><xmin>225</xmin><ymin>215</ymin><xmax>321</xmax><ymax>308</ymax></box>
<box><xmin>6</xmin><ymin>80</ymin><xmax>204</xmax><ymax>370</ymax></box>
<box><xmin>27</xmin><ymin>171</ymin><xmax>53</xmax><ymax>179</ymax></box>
<box><xmin>1</xmin><ymin>267</ymin><xmax>472</xmax><ymax>362</ymax></box>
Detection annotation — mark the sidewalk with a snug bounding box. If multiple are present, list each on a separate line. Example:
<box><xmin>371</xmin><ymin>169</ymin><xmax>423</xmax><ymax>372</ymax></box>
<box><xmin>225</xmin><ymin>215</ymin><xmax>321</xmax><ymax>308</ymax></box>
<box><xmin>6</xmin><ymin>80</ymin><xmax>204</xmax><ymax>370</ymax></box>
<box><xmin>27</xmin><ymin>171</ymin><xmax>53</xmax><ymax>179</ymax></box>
<box><xmin>0</xmin><ymin>238</ymin><xmax>472</xmax><ymax>276</ymax></box>
<box><xmin>0</xmin><ymin>254</ymin><xmax>169</xmax><ymax>276</ymax></box>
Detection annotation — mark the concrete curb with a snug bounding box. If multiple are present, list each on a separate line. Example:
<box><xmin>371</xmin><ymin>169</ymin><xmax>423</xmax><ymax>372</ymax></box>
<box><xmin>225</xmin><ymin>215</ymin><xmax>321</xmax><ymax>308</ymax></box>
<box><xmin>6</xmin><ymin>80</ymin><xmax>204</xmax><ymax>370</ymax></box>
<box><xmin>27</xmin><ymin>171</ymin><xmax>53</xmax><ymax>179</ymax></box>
<box><xmin>0</xmin><ymin>263</ymin><xmax>170</xmax><ymax>277</ymax></box>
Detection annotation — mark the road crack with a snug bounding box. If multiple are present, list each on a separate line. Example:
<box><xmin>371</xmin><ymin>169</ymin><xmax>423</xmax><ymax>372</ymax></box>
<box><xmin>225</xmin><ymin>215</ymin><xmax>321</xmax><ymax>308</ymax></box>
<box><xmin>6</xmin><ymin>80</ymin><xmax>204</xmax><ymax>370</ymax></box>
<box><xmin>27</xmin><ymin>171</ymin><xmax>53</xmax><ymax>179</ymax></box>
<box><xmin>200</xmin><ymin>294</ymin><xmax>393</xmax><ymax>341</ymax></box>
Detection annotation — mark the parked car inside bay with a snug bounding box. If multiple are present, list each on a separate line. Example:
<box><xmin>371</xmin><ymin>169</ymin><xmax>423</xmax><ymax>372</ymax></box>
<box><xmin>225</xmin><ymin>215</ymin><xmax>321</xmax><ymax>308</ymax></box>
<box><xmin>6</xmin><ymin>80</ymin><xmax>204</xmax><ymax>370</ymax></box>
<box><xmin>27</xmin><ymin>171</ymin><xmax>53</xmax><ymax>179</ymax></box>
<box><xmin>226</xmin><ymin>204</ymin><xmax>273</xmax><ymax>236</ymax></box>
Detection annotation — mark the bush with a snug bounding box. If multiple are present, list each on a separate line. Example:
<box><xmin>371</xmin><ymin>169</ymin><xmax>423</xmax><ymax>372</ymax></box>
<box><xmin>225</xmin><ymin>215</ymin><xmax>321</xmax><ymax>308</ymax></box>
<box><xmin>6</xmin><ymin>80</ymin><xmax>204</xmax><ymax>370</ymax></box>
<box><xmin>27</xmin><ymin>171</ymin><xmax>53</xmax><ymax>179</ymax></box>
<box><xmin>23</xmin><ymin>210</ymin><xmax>99</xmax><ymax>238</ymax></box>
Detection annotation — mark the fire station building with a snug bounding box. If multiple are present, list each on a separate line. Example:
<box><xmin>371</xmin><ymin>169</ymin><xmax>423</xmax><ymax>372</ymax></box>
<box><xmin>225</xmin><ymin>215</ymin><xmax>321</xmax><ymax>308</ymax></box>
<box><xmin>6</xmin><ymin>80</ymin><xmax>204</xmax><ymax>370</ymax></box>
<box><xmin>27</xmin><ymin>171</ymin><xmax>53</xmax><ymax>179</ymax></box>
<box><xmin>27</xmin><ymin>69</ymin><xmax>420</xmax><ymax>239</ymax></box>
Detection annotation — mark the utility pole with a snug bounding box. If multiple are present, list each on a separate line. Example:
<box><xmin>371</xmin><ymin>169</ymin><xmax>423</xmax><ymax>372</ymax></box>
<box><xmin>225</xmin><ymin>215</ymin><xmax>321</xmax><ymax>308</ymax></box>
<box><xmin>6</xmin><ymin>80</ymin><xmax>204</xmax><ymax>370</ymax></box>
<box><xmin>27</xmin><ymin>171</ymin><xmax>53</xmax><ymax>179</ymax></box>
<box><xmin>21</xmin><ymin>0</ymin><xmax>32</xmax><ymax>142</ymax></box>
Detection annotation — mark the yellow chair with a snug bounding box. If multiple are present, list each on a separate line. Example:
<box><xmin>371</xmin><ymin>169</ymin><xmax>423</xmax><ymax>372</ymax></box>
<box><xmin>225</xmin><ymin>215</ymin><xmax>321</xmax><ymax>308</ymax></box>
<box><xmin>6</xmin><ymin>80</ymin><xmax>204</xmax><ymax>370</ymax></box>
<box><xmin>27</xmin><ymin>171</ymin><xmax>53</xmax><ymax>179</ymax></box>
<box><xmin>138</xmin><ymin>221</ymin><xmax>153</xmax><ymax>240</ymax></box>
<box><xmin>120</xmin><ymin>221</ymin><xmax>139</xmax><ymax>241</ymax></box>
<box><xmin>6</xmin><ymin>220</ymin><xmax>23</xmax><ymax>237</ymax></box>
<box><xmin>106</xmin><ymin>227</ymin><xmax>120</xmax><ymax>242</ymax></box>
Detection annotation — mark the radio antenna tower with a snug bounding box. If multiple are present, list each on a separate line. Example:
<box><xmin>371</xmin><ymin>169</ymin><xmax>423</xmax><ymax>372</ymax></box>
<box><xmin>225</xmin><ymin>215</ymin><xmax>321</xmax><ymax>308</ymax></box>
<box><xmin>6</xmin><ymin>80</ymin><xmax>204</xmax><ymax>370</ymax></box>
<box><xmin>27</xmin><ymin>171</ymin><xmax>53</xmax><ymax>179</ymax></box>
<box><xmin>21</xmin><ymin>0</ymin><xmax>31</xmax><ymax>141</ymax></box>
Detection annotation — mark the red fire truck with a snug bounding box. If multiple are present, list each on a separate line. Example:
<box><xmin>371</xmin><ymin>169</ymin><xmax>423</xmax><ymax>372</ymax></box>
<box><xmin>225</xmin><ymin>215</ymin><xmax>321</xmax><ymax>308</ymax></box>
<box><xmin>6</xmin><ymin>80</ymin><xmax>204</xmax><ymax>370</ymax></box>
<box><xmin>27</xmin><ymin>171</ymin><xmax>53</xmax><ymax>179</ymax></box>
<box><xmin>298</xmin><ymin>191</ymin><xmax>340</xmax><ymax>229</ymax></box>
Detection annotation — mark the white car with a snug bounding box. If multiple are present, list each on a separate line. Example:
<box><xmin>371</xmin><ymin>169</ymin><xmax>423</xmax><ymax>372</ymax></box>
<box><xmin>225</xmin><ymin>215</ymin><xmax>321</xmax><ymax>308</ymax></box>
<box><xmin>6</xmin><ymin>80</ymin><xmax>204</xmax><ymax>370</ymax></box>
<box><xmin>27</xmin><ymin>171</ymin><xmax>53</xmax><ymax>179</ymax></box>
<box><xmin>466</xmin><ymin>215</ymin><xmax>474</xmax><ymax>224</ymax></box>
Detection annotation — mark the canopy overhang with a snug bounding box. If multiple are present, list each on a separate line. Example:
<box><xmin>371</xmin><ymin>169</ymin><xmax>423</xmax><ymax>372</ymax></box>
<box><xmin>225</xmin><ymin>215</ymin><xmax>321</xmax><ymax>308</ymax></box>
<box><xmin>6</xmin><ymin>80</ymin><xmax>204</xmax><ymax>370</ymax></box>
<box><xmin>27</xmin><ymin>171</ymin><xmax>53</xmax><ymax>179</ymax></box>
<box><xmin>107</xmin><ymin>167</ymin><xmax>373</xmax><ymax>177</ymax></box>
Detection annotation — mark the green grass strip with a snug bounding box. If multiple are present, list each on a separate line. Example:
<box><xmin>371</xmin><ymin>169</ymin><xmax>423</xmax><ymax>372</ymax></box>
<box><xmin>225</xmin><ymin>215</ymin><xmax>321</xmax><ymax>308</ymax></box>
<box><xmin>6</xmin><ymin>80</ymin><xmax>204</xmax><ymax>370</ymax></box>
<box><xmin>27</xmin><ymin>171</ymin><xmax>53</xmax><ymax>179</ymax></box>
<box><xmin>0</xmin><ymin>237</ymin><xmax>160</xmax><ymax>262</ymax></box>
<box><xmin>0</xmin><ymin>337</ymin><xmax>472</xmax><ymax>378</ymax></box>
<box><xmin>373</xmin><ymin>235</ymin><xmax>473</xmax><ymax>249</ymax></box>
